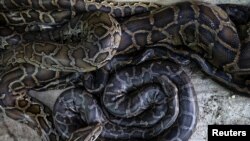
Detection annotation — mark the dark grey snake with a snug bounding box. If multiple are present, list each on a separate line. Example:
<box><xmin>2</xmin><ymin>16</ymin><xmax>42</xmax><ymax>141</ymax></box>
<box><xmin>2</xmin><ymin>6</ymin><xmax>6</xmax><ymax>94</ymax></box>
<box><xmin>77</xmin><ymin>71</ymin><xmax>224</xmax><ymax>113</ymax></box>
<box><xmin>0</xmin><ymin>0</ymin><xmax>249</xmax><ymax>141</ymax></box>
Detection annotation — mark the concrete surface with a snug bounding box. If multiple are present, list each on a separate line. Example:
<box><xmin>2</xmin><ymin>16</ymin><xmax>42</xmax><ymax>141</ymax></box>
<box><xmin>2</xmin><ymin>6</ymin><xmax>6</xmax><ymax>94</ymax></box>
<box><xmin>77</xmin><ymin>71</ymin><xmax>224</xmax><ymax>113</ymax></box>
<box><xmin>1</xmin><ymin>0</ymin><xmax>250</xmax><ymax>141</ymax></box>
<box><xmin>187</xmin><ymin>64</ymin><xmax>250</xmax><ymax>141</ymax></box>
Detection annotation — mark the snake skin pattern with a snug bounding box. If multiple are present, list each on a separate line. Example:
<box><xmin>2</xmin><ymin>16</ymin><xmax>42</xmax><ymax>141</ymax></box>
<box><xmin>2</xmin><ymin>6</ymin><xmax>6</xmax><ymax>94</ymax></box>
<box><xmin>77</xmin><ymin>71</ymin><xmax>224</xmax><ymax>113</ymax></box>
<box><xmin>0</xmin><ymin>12</ymin><xmax>122</xmax><ymax>72</ymax></box>
<box><xmin>53</xmin><ymin>60</ymin><xmax>197</xmax><ymax>141</ymax></box>
<box><xmin>0</xmin><ymin>0</ymin><xmax>163</xmax><ymax>17</ymax></box>
<box><xmin>0</xmin><ymin>0</ymin><xmax>249</xmax><ymax>141</ymax></box>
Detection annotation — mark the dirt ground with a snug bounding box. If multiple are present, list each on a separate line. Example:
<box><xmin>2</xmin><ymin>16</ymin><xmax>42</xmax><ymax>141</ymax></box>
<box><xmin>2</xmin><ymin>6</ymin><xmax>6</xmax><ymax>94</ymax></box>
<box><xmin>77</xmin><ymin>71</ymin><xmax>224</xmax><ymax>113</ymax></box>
<box><xmin>0</xmin><ymin>0</ymin><xmax>250</xmax><ymax>141</ymax></box>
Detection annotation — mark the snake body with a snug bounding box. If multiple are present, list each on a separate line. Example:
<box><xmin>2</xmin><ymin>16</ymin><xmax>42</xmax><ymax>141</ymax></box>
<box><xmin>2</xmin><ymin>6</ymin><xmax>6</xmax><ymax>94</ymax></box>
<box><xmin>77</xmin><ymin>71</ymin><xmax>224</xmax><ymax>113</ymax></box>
<box><xmin>0</xmin><ymin>0</ymin><xmax>249</xmax><ymax>141</ymax></box>
<box><xmin>0</xmin><ymin>2</ymin><xmax>240</xmax><ymax>72</ymax></box>
<box><xmin>0</xmin><ymin>0</ymin><xmax>162</xmax><ymax>17</ymax></box>
<box><xmin>53</xmin><ymin>60</ymin><xmax>197</xmax><ymax>141</ymax></box>
<box><xmin>1</xmin><ymin>12</ymin><xmax>122</xmax><ymax>72</ymax></box>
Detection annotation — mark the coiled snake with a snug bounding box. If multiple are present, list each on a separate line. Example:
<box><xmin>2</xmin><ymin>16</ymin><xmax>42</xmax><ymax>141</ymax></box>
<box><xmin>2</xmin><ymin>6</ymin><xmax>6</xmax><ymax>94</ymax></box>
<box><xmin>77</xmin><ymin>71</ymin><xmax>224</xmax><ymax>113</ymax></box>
<box><xmin>0</xmin><ymin>0</ymin><xmax>249</xmax><ymax>141</ymax></box>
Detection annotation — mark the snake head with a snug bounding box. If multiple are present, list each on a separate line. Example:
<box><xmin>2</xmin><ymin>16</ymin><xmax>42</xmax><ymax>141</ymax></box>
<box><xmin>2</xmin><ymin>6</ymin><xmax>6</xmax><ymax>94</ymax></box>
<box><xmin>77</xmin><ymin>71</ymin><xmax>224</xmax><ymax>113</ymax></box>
<box><xmin>68</xmin><ymin>124</ymin><xmax>103</xmax><ymax>141</ymax></box>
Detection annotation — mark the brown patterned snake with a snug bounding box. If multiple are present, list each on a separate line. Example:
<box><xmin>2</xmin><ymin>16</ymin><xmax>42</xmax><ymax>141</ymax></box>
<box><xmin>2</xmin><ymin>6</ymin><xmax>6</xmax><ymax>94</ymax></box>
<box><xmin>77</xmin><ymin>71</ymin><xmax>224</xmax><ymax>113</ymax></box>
<box><xmin>0</xmin><ymin>0</ymin><xmax>249</xmax><ymax>141</ymax></box>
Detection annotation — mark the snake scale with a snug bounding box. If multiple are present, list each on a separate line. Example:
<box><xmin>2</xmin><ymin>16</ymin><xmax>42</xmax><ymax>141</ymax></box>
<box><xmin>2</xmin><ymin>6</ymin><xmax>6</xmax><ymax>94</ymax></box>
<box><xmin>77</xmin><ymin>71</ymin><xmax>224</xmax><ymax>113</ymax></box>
<box><xmin>0</xmin><ymin>0</ymin><xmax>249</xmax><ymax>141</ymax></box>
